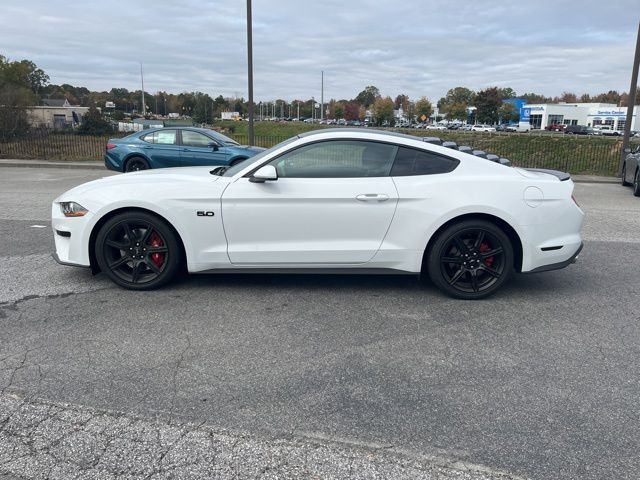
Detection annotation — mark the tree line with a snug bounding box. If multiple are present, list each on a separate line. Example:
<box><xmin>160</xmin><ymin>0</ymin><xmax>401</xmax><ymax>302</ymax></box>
<box><xmin>1</xmin><ymin>53</ymin><xmax>639</xmax><ymax>138</ymax></box>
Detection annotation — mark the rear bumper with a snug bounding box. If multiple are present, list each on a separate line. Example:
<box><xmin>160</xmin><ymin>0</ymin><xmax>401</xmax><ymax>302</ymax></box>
<box><xmin>526</xmin><ymin>242</ymin><xmax>583</xmax><ymax>273</ymax></box>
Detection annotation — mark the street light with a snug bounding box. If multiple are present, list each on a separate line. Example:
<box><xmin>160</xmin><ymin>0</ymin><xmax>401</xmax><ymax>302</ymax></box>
<box><xmin>246</xmin><ymin>0</ymin><xmax>255</xmax><ymax>146</ymax></box>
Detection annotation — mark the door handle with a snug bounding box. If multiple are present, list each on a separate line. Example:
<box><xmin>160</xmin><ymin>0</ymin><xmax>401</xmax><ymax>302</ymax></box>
<box><xmin>182</xmin><ymin>148</ymin><xmax>191</xmax><ymax>151</ymax></box>
<box><xmin>356</xmin><ymin>194</ymin><xmax>389</xmax><ymax>202</ymax></box>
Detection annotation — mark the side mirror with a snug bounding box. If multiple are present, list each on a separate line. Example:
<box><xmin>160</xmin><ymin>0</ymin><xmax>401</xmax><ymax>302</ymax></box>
<box><xmin>249</xmin><ymin>165</ymin><xmax>278</xmax><ymax>183</ymax></box>
<box><xmin>207</xmin><ymin>142</ymin><xmax>219</xmax><ymax>151</ymax></box>
<box><xmin>624</xmin><ymin>147</ymin><xmax>631</xmax><ymax>153</ymax></box>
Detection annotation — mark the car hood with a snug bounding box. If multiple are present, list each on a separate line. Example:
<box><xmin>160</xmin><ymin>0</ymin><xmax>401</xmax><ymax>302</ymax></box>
<box><xmin>55</xmin><ymin>166</ymin><xmax>221</xmax><ymax>202</ymax></box>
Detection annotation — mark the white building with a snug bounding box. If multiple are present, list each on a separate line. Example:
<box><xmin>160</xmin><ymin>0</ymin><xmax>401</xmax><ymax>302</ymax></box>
<box><xmin>523</xmin><ymin>103</ymin><xmax>638</xmax><ymax>131</ymax></box>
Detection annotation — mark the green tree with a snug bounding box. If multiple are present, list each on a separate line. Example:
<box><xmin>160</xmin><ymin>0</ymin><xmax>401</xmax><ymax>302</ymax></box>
<box><xmin>438</xmin><ymin>87</ymin><xmax>475</xmax><ymax>121</ymax></box>
<box><xmin>77</xmin><ymin>105</ymin><xmax>113</xmax><ymax>135</ymax></box>
<box><xmin>498</xmin><ymin>102</ymin><xmax>519</xmax><ymax>123</ymax></box>
<box><xmin>497</xmin><ymin>87</ymin><xmax>516</xmax><ymax>100</ymax></box>
<box><xmin>355</xmin><ymin>85</ymin><xmax>380</xmax><ymax>108</ymax></box>
<box><xmin>372</xmin><ymin>96</ymin><xmax>394</xmax><ymax>126</ymax></box>
<box><xmin>475</xmin><ymin>87</ymin><xmax>501</xmax><ymax>124</ymax></box>
<box><xmin>521</xmin><ymin>92</ymin><xmax>550</xmax><ymax>104</ymax></box>
<box><xmin>414</xmin><ymin>96</ymin><xmax>433</xmax><ymax>122</ymax></box>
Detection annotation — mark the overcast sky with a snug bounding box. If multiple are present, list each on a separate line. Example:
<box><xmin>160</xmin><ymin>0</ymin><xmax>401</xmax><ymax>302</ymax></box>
<box><xmin>1</xmin><ymin>1</ymin><xmax>638</xmax><ymax>102</ymax></box>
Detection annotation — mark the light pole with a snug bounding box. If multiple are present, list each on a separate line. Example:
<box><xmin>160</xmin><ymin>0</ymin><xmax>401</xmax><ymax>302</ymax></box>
<box><xmin>320</xmin><ymin>70</ymin><xmax>324</xmax><ymax>121</ymax></box>
<box><xmin>246</xmin><ymin>0</ymin><xmax>255</xmax><ymax>145</ymax></box>
<box><xmin>620</xmin><ymin>20</ymin><xmax>640</xmax><ymax>175</ymax></box>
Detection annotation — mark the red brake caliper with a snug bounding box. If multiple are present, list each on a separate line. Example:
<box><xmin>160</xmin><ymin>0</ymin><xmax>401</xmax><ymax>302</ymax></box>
<box><xmin>149</xmin><ymin>232</ymin><xmax>165</xmax><ymax>268</ymax></box>
<box><xmin>480</xmin><ymin>243</ymin><xmax>494</xmax><ymax>267</ymax></box>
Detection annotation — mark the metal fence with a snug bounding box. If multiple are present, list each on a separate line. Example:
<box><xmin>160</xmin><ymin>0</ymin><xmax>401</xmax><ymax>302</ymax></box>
<box><xmin>1</xmin><ymin>128</ymin><xmax>637</xmax><ymax>176</ymax></box>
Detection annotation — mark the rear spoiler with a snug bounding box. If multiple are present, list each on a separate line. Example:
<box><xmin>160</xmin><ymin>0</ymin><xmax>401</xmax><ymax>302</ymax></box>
<box><xmin>524</xmin><ymin>168</ymin><xmax>571</xmax><ymax>181</ymax></box>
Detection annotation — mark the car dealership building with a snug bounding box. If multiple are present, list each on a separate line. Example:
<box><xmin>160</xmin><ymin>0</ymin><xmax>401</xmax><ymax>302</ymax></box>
<box><xmin>521</xmin><ymin>103</ymin><xmax>639</xmax><ymax>131</ymax></box>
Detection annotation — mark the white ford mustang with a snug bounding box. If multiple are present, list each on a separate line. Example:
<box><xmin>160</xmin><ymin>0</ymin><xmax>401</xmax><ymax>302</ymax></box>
<box><xmin>52</xmin><ymin>129</ymin><xmax>584</xmax><ymax>299</ymax></box>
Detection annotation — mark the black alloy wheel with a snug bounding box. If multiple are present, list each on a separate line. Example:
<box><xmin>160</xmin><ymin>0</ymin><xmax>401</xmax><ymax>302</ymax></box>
<box><xmin>427</xmin><ymin>220</ymin><xmax>513</xmax><ymax>299</ymax></box>
<box><xmin>621</xmin><ymin>164</ymin><xmax>631</xmax><ymax>186</ymax></box>
<box><xmin>634</xmin><ymin>170</ymin><xmax>640</xmax><ymax>197</ymax></box>
<box><xmin>125</xmin><ymin>156</ymin><xmax>150</xmax><ymax>172</ymax></box>
<box><xmin>95</xmin><ymin>212</ymin><xmax>181</xmax><ymax>290</ymax></box>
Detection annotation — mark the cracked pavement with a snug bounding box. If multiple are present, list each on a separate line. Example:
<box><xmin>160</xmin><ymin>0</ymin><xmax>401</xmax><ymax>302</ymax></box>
<box><xmin>1</xmin><ymin>167</ymin><xmax>640</xmax><ymax>479</ymax></box>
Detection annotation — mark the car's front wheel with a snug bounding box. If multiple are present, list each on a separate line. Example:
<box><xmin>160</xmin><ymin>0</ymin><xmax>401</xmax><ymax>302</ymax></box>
<box><xmin>95</xmin><ymin>211</ymin><xmax>182</xmax><ymax>290</ymax></box>
<box><xmin>426</xmin><ymin>220</ymin><xmax>513</xmax><ymax>299</ymax></box>
<box><xmin>634</xmin><ymin>170</ymin><xmax>640</xmax><ymax>197</ymax></box>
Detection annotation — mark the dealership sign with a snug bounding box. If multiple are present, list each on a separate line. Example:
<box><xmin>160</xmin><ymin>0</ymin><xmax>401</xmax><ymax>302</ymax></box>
<box><xmin>520</xmin><ymin>107</ymin><xmax>531</xmax><ymax>122</ymax></box>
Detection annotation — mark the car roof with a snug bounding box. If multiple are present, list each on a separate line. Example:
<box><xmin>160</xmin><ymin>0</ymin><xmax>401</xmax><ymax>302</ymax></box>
<box><xmin>298</xmin><ymin>128</ymin><xmax>423</xmax><ymax>143</ymax></box>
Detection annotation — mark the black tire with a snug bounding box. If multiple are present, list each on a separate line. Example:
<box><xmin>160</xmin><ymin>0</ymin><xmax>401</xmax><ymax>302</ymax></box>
<box><xmin>621</xmin><ymin>164</ymin><xmax>631</xmax><ymax>186</ymax></box>
<box><xmin>426</xmin><ymin>220</ymin><xmax>514</xmax><ymax>300</ymax></box>
<box><xmin>634</xmin><ymin>170</ymin><xmax>640</xmax><ymax>197</ymax></box>
<box><xmin>95</xmin><ymin>211</ymin><xmax>182</xmax><ymax>290</ymax></box>
<box><xmin>125</xmin><ymin>156</ymin><xmax>150</xmax><ymax>172</ymax></box>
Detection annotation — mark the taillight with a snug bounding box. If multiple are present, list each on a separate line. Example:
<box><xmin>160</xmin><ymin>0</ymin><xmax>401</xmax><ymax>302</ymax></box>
<box><xmin>106</xmin><ymin>143</ymin><xmax>117</xmax><ymax>150</ymax></box>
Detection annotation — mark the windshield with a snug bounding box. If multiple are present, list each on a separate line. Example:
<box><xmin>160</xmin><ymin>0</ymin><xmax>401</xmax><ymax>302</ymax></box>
<box><xmin>218</xmin><ymin>136</ymin><xmax>299</xmax><ymax>177</ymax></box>
<box><xmin>206</xmin><ymin>130</ymin><xmax>240</xmax><ymax>146</ymax></box>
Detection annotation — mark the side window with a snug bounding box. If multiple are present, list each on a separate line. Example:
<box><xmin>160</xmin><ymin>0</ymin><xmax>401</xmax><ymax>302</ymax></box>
<box><xmin>155</xmin><ymin>130</ymin><xmax>177</xmax><ymax>145</ymax></box>
<box><xmin>140</xmin><ymin>130</ymin><xmax>177</xmax><ymax>145</ymax></box>
<box><xmin>390</xmin><ymin>146</ymin><xmax>459</xmax><ymax>176</ymax></box>
<box><xmin>182</xmin><ymin>130</ymin><xmax>213</xmax><ymax>147</ymax></box>
<box><xmin>268</xmin><ymin>140</ymin><xmax>398</xmax><ymax>178</ymax></box>
<box><xmin>140</xmin><ymin>132</ymin><xmax>154</xmax><ymax>143</ymax></box>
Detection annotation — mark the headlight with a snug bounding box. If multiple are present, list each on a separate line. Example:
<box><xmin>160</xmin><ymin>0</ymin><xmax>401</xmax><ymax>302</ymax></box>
<box><xmin>59</xmin><ymin>202</ymin><xmax>88</xmax><ymax>217</ymax></box>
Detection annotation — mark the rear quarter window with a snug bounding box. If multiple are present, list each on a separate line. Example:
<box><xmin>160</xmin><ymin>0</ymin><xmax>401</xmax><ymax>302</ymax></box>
<box><xmin>390</xmin><ymin>146</ymin><xmax>459</xmax><ymax>176</ymax></box>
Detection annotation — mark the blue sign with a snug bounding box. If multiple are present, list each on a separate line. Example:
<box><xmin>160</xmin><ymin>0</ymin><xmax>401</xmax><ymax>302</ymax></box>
<box><xmin>520</xmin><ymin>107</ymin><xmax>531</xmax><ymax>122</ymax></box>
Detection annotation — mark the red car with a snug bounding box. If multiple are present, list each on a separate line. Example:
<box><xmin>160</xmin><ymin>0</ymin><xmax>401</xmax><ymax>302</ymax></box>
<box><xmin>545</xmin><ymin>124</ymin><xmax>566</xmax><ymax>132</ymax></box>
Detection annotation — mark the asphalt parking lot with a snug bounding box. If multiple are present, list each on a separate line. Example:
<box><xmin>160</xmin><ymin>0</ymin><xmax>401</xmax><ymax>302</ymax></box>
<box><xmin>0</xmin><ymin>166</ymin><xmax>639</xmax><ymax>480</ymax></box>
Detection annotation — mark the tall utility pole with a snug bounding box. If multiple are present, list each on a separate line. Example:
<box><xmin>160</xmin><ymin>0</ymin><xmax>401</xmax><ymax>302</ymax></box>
<box><xmin>320</xmin><ymin>71</ymin><xmax>324</xmax><ymax>121</ymax></box>
<box><xmin>620</xmin><ymin>20</ymin><xmax>640</xmax><ymax>175</ymax></box>
<box><xmin>140</xmin><ymin>63</ymin><xmax>146</xmax><ymax>116</ymax></box>
<box><xmin>246</xmin><ymin>0</ymin><xmax>255</xmax><ymax>146</ymax></box>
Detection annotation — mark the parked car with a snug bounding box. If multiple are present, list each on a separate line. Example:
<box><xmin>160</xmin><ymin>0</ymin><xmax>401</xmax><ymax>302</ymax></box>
<box><xmin>545</xmin><ymin>124</ymin><xmax>566</xmax><ymax>132</ymax></box>
<box><xmin>593</xmin><ymin>125</ymin><xmax>622</xmax><ymax>136</ymax></box>
<box><xmin>425</xmin><ymin>124</ymin><xmax>447</xmax><ymax>131</ymax></box>
<box><xmin>104</xmin><ymin>127</ymin><xmax>265</xmax><ymax>172</ymax></box>
<box><xmin>471</xmin><ymin>125</ymin><xmax>497</xmax><ymax>132</ymax></box>
<box><xmin>564</xmin><ymin>125</ymin><xmax>593</xmax><ymax>135</ymax></box>
<box><xmin>505</xmin><ymin>123</ymin><xmax>532</xmax><ymax>133</ymax></box>
<box><xmin>53</xmin><ymin>128</ymin><xmax>584</xmax><ymax>300</ymax></box>
<box><xmin>621</xmin><ymin>144</ymin><xmax>640</xmax><ymax>196</ymax></box>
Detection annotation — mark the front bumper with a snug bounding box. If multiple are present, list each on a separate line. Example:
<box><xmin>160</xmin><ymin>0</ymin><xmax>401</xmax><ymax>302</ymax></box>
<box><xmin>52</xmin><ymin>251</ymin><xmax>90</xmax><ymax>268</ymax></box>
<box><xmin>51</xmin><ymin>202</ymin><xmax>94</xmax><ymax>267</ymax></box>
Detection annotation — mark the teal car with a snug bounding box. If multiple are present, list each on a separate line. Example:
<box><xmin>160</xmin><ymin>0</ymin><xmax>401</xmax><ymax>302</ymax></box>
<box><xmin>104</xmin><ymin>127</ymin><xmax>265</xmax><ymax>172</ymax></box>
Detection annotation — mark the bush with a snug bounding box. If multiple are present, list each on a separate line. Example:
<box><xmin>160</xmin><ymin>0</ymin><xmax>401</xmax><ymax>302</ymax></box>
<box><xmin>77</xmin><ymin>105</ymin><xmax>114</xmax><ymax>135</ymax></box>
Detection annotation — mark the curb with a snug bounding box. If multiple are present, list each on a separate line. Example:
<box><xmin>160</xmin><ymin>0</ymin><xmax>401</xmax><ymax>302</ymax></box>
<box><xmin>0</xmin><ymin>159</ymin><xmax>620</xmax><ymax>183</ymax></box>
<box><xmin>0</xmin><ymin>159</ymin><xmax>104</xmax><ymax>170</ymax></box>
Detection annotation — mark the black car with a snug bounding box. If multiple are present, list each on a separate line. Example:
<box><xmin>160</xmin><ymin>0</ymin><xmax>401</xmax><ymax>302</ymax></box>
<box><xmin>565</xmin><ymin>125</ymin><xmax>592</xmax><ymax>135</ymax></box>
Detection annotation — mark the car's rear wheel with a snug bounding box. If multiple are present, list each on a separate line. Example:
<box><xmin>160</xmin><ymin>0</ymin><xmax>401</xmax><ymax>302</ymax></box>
<box><xmin>95</xmin><ymin>211</ymin><xmax>182</xmax><ymax>290</ymax></box>
<box><xmin>427</xmin><ymin>220</ymin><xmax>513</xmax><ymax>299</ymax></box>
<box><xmin>621</xmin><ymin>164</ymin><xmax>631</xmax><ymax>186</ymax></box>
<box><xmin>125</xmin><ymin>156</ymin><xmax>150</xmax><ymax>172</ymax></box>
<box><xmin>634</xmin><ymin>170</ymin><xmax>640</xmax><ymax>197</ymax></box>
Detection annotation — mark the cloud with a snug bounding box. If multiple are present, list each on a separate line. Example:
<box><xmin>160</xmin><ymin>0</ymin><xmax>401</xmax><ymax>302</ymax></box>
<box><xmin>0</xmin><ymin>0</ymin><xmax>637</xmax><ymax>101</ymax></box>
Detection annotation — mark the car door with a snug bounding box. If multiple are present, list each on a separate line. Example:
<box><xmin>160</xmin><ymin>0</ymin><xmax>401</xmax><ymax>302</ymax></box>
<box><xmin>221</xmin><ymin>139</ymin><xmax>399</xmax><ymax>265</ymax></box>
<box><xmin>179</xmin><ymin>130</ymin><xmax>230</xmax><ymax>166</ymax></box>
<box><xmin>139</xmin><ymin>129</ymin><xmax>181</xmax><ymax>167</ymax></box>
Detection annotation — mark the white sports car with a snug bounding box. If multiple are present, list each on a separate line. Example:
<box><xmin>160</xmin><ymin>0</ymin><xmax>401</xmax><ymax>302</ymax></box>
<box><xmin>52</xmin><ymin>129</ymin><xmax>584</xmax><ymax>299</ymax></box>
